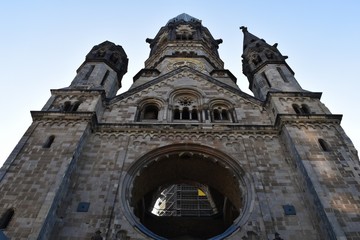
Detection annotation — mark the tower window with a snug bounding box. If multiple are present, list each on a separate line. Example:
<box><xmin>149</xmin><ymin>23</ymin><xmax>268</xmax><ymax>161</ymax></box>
<box><xmin>100</xmin><ymin>70</ymin><xmax>110</xmax><ymax>86</ymax></box>
<box><xmin>251</xmin><ymin>54</ymin><xmax>262</xmax><ymax>66</ymax></box>
<box><xmin>84</xmin><ymin>65</ymin><xmax>95</xmax><ymax>80</ymax></box>
<box><xmin>301</xmin><ymin>104</ymin><xmax>311</xmax><ymax>114</ymax></box>
<box><xmin>292</xmin><ymin>104</ymin><xmax>302</xmax><ymax>114</ymax></box>
<box><xmin>63</xmin><ymin>101</ymin><xmax>72</xmax><ymax>112</ymax></box>
<box><xmin>262</xmin><ymin>72</ymin><xmax>272</xmax><ymax>87</ymax></box>
<box><xmin>43</xmin><ymin>135</ymin><xmax>55</xmax><ymax>148</ymax></box>
<box><xmin>293</xmin><ymin>104</ymin><xmax>311</xmax><ymax>115</ymax></box>
<box><xmin>277</xmin><ymin>67</ymin><xmax>289</xmax><ymax>83</ymax></box>
<box><xmin>0</xmin><ymin>208</ymin><xmax>14</xmax><ymax>229</ymax></box>
<box><xmin>318</xmin><ymin>138</ymin><xmax>330</xmax><ymax>152</ymax></box>
<box><xmin>71</xmin><ymin>101</ymin><xmax>81</xmax><ymax>112</ymax></box>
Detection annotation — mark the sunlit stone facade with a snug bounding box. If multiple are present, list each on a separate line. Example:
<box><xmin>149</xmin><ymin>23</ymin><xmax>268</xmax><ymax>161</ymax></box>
<box><xmin>0</xmin><ymin>13</ymin><xmax>359</xmax><ymax>240</ymax></box>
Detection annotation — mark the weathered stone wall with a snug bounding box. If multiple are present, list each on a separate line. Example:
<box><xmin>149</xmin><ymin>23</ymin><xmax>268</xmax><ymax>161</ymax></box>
<box><xmin>49</xmin><ymin>126</ymin><xmax>321</xmax><ymax>240</ymax></box>
<box><xmin>282</xmin><ymin>123</ymin><xmax>360</xmax><ymax>239</ymax></box>
<box><xmin>0</xmin><ymin>120</ymin><xmax>91</xmax><ymax>240</ymax></box>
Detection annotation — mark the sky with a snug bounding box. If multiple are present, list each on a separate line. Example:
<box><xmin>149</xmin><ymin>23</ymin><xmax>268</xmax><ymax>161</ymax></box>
<box><xmin>0</xmin><ymin>1</ymin><xmax>359</xmax><ymax>167</ymax></box>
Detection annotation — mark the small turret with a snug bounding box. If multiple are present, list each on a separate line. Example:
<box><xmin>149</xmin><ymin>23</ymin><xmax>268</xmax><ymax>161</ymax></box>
<box><xmin>241</xmin><ymin>27</ymin><xmax>303</xmax><ymax>100</ymax></box>
<box><xmin>70</xmin><ymin>41</ymin><xmax>128</xmax><ymax>98</ymax></box>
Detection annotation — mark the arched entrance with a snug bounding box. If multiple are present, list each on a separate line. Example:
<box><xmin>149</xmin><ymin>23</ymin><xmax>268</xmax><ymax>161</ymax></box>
<box><xmin>121</xmin><ymin>144</ymin><xmax>253</xmax><ymax>239</ymax></box>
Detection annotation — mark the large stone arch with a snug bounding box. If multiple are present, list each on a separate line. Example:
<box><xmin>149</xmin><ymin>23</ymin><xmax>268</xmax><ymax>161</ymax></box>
<box><xmin>120</xmin><ymin>143</ymin><xmax>254</xmax><ymax>239</ymax></box>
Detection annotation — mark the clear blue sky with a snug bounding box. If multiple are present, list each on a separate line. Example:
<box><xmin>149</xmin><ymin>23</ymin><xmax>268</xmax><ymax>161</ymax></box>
<box><xmin>1</xmin><ymin>1</ymin><xmax>359</xmax><ymax>166</ymax></box>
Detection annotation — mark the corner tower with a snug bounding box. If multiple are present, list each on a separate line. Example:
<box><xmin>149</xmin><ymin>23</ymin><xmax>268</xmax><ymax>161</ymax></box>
<box><xmin>241</xmin><ymin>26</ymin><xmax>303</xmax><ymax>100</ymax></box>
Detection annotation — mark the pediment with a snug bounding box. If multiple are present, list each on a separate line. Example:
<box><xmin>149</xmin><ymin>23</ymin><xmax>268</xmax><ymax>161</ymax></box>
<box><xmin>108</xmin><ymin>66</ymin><xmax>263</xmax><ymax>108</ymax></box>
<box><xmin>101</xmin><ymin>66</ymin><xmax>270</xmax><ymax>125</ymax></box>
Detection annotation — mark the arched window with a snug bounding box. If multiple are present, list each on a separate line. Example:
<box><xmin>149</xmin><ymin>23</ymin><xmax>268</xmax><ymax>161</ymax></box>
<box><xmin>318</xmin><ymin>138</ymin><xmax>330</xmax><ymax>152</ymax></box>
<box><xmin>43</xmin><ymin>135</ymin><xmax>55</xmax><ymax>148</ymax></box>
<box><xmin>137</xmin><ymin>99</ymin><xmax>163</xmax><ymax>122</ymax></box>
<box><xmin>71</xmin><ymin>101</ymin><xmax>81</xmax><ymax>112</ymax></box>
<box><xmin>143</xmin><ymin>105</ymin><xmax>159</xmax><ymax>120</ymax></box>
<box><xmin>116</xmin><ymin>230</ymin><xmax>128</xmax><ymax>240</ymax></box>
<box><xmin>0</xmin><ymin>208</ymin><xmax>14</xmax><ymax>229</ymax></box>
<box><xmin>211</xmin><ymin>105</ymin><xmax>232</xmax><ymax>122</ymax></box>
<box><xmin>171</xmin><ymin>93</ymin><xmax>200</xmax><ymax>121</ymax></box>
<box><xmin>301</xmin><ymin>104</ymin><xmax>311</xmax><ymax>114</ymax></box>
<box><xmin>213</xmin><ymin>109</ymin><xmax>221</xmax><ymax>120</ymax></box>
<box><xmin>174</xmin><ymin>108</ymin><xmax>181</xmax><ymax>120</ymax></box>
<box><xmin>221</xmin><ymin>109</ymin><xmax>229</xmax><ymax>120</ymax></box>
<box><xmin>191</xmin><ymin>109</ymin><xmax>198</xmax><ymax>120</ymax></box>
<box><xmin>292</xmin><ymin>104</ymin><xmax>302</xmax><ymax>114</ymax></box>
<box><xmin>182</xmin><ymin>107</ymin><xmax>190</xmax><ymax>120</ymax></box>
<box><xmin>63</xmin><ymin>101</ymin><xmax>72</xmax><ymax>112</ymax></box>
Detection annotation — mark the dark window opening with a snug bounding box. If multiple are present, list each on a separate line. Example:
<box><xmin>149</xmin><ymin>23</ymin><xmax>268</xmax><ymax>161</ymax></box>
<box><xmin>43</xmin><ymin>135</ymin><xmax>55</xmax><ymax>148</ymax></box>
<box><xmin>143</xmin><ymin>105</ymin><xmax>159</xmax><ymax>120</ymax></box>
<box><xmin>252</xmin><ymin>54</ymin><xmax>262</xmax><ymax>66</ymax></box>
<box><xmin>174</xmin><ymin>109</ymin><xmax>180</xmax><ymax>120</ymax></box>
<box><xmin>182</xmin><ymin>107</ymin><xmax>190</xmax><ymax>120</ymax></box>
<box><xmin>71</xmin><ymin>102</ymin><xmax>81</xmax><ymax>112</ymax></box>
<box><xmin>292</xmin><ymin>104</ymin><xmax>302</xmax><ymax>114</ymax></box>
<box><xmin>221</xmin><ymin>109</ymin><xmax>229</xmax><ymax>120</ymax></box>
<box><xmin>176</xmin><ymin>34</ymin><xmax>193</xmax><ymax>40</ymax></box>
<box><xmin>191</xmin><ymin>109</ymin><xmax>198</xmax><ymax>120</ymax></box>
<box><xmin>0</xmin><ymin>208</ymin><xmax>14</xmax><ymax>229</ymax></box>
<box><xmin>213</xmin><ymin>109</ymin><xmax>221</xmax><ymax>120</ymax></box>
<box><xmin>63</xmin><ymin>101</ymin><xmax>72</xmax><ymax>112</ymax></box>
<box><xmin>301</xmin><ymin>104</ymin><xmax>311</xmax><ymax>114</ymax></box>
<box><xmin>318</xmin><ymin>138</ymin><xmax>330</xmax><ymax>152</ymax></box>
<box><xmin>77</xmin><ymin>202</ymin><xmax>90</xmax><ymax>212</ymax></box>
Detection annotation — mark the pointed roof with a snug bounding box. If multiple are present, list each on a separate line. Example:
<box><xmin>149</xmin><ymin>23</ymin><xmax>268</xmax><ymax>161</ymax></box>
<box><xmin>166</xmin><ymin>13</ymin><xmax>201</xmax><ymax>25</ymax></box>
<box><xmin>240</xmin><ymin>26</ymin><xmax>263</xmax><ymax>50</ymax></box>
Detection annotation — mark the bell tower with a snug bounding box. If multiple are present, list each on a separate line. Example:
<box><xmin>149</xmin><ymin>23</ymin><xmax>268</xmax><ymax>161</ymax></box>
<box><xmin>70</xmin><ymin>41</ymin><xmax>128</xmax><ymax>98</ymax></box>
<box><xmin>241</xmin><ymin>26</ymin><xmax>303</xmax><ymax>100</ymax></box>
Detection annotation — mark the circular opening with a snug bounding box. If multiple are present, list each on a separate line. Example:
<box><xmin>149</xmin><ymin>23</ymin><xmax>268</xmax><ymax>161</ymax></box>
<box><xmin>122</xmin><ymin>144</ymin><xmax>250</xmax><ymax>239</ymax></box>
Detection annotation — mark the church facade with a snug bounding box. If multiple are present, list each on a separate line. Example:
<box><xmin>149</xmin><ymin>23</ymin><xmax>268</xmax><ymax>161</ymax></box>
<box><xmin>1</xmin><ymin>13</ymin><xmax>359</xmax><ymax>240</ymax></box>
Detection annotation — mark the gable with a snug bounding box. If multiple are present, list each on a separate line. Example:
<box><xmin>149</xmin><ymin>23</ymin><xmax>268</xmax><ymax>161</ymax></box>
<box><xmin>101</xmin><ymin>67</ymin><xmax>271</xmax><ymax>125</ymax></box>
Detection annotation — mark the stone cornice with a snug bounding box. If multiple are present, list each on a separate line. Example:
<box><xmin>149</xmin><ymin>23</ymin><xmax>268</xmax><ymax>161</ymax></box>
<box><xmin>266</xmin><ymin>91</ymin><xmax>322</xmax><ymax>101</ymax></box>
<box><xmin>274</xmin><ymin>114</ymin><xmax>342</xmax><ymax>128</ymax></box>
<box><xmin>31</xmin><ymin>111</ymin><xmax>97</xmax><ymax>122</ymax></box>
<box><xmin>94</xmin><ymin>122</ymin><xmax>278</xmax><ymax>136</ymax></box>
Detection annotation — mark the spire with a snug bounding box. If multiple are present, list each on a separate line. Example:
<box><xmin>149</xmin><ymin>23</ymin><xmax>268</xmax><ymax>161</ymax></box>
<box><xmin>240</xmin><ymin>26</ymin><xmax>262</xmax><ymax>51</ymax></box>
<box><xmin>240</xmin><ymin>27</ymin><xmax>303</xmax><ymax>100</ymax></box>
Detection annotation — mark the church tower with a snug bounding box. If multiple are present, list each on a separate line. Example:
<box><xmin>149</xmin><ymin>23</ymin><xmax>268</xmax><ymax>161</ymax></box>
<box><xmin>1</xmin><ymin>14</ymin><xmax>359</xmax><ymax>240</ymax></box>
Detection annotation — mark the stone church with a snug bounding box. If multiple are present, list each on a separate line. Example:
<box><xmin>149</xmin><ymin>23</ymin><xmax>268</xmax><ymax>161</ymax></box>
<box><xmin>0</xmin><ymin>13</ymin><xmax>359</xmax><ymax>240</ymax></box>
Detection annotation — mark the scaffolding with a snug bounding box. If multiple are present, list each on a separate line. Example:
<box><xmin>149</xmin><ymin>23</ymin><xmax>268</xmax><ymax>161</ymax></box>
<box><xmin>152</xmin><ymin>184</ymin><xmax>218</xmax><ymax>217</ymax></box>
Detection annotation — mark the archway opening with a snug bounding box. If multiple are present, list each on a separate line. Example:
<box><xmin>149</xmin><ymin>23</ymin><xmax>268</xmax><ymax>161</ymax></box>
<box><xmin>130</xmin><ymin>151</ymin><xmax>244</xmax><ymax>239</ymax></box>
